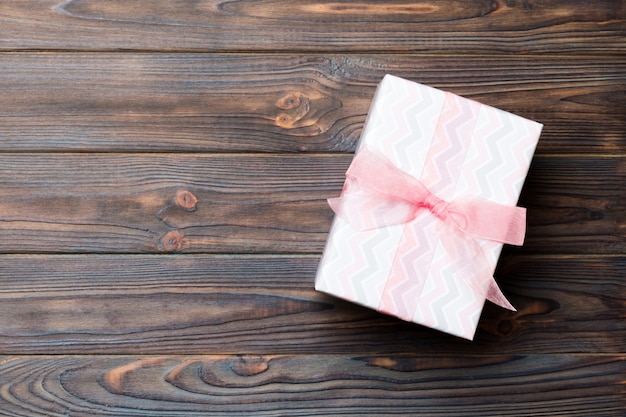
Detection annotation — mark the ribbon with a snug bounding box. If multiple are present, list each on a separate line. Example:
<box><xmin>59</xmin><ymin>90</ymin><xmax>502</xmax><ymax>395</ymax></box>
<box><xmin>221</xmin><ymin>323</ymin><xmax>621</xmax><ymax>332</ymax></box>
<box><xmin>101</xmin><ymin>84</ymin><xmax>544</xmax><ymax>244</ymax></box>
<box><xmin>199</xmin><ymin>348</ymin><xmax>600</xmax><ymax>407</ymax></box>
<box><xmin>329</xmin><ymin>147</ymin><xmax>525</xmax><ymax>311</ymax></box>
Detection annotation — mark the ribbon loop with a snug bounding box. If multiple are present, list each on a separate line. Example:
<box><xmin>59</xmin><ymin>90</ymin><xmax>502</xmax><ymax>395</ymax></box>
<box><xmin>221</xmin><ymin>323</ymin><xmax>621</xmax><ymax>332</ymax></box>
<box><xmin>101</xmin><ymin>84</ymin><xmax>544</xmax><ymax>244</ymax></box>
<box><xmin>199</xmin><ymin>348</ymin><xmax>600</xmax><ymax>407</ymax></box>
<box><xmin>330</xmin><ymin>146</ymin><xmax>524</xmax><ymax>311</ymax></box>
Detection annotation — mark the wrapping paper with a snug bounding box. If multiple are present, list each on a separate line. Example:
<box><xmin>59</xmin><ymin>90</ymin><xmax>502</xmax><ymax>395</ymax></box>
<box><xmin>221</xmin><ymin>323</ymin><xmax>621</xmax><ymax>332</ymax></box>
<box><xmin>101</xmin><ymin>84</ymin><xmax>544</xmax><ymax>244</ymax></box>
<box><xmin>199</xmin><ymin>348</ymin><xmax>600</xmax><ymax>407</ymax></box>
<box><xmin>315</xmin><ymin>74</ymin><xmax>542</xmax><ymax>339</ymax></box>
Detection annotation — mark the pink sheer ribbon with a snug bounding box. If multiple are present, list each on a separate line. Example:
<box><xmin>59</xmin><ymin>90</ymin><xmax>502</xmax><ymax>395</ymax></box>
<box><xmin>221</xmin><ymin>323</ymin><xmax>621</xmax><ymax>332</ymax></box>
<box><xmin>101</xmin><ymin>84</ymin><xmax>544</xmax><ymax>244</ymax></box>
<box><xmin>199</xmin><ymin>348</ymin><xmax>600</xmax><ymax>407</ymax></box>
<box><xmin>329</xmin><ymin>147</ymin><xmax>525</xmax><ymax>310</ymax></box>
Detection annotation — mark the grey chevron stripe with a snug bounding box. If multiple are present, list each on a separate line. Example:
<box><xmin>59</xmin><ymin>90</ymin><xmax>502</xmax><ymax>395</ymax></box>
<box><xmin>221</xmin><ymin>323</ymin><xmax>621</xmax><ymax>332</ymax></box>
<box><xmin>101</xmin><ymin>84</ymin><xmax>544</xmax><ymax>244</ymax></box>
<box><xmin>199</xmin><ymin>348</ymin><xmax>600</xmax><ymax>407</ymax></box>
<box><xmin>429</xmin><ymin>265</ymin><xmax>461</xmax><ymax>332</ymax></box>
<box><xmin>473</xmin><ymin>114</ymin><xmax>513</xmax><ymax>199</ymax></box>
<box><xmin>350</xmin><ymin>227</ymin><xmax>393</xmax><ymax>305</ymax></box>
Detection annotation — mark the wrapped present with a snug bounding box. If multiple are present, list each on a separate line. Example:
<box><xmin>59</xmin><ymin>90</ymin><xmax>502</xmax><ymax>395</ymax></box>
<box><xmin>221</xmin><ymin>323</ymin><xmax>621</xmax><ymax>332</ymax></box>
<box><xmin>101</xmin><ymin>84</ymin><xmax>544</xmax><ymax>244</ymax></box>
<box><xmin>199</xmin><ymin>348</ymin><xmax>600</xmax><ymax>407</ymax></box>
<box><xmin>315</xmin><ymin>74</ymin><xmax>542</xmax><ymax>340</ymax></box>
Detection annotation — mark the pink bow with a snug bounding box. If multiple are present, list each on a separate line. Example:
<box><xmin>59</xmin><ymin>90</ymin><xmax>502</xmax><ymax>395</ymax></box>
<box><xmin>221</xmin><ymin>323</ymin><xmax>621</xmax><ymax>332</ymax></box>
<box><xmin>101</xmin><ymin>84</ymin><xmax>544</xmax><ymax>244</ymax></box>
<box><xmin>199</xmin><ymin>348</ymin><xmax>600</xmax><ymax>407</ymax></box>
<box><xmin>329</xmin><ymin>147</ymin><xmax>525</xmax><ymax>310</ymax></box>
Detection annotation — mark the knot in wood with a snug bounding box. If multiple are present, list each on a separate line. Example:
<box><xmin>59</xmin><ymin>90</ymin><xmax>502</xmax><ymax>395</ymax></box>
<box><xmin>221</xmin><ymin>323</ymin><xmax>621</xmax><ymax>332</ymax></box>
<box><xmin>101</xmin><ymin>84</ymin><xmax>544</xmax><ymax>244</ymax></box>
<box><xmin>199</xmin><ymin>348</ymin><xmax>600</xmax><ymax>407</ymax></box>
<box><xmin>276</xmin><ymin>92</ymin><xmax>302</xmax><ymax>110</ymax></box>
<box><xmin>275</xmin><ymin>92</ymin><xmax>311</xmax><ymax>129</ymax></box>
<box><xmin>497</xmin><ymin>319</ymin><xmax>515</xmax><ymax>337</ymax></box>
<box><xmin>160</xmin><ymin>230</ymin><xmax>187</xmax><ymax>252</ymax></box>
<box><xmin>230</xmin><ymin>355</ymin><xmax>269</xmax><ymax>377</ymax></box>
<box><xmin>276</xmin><ymin>112</ymin><xmax>295</xmax><ymax>129</ymax></box>
<box><xmin>175</xmin><ymin>190</ymin><xmax>198</xmax><ymax>211</ymax></box>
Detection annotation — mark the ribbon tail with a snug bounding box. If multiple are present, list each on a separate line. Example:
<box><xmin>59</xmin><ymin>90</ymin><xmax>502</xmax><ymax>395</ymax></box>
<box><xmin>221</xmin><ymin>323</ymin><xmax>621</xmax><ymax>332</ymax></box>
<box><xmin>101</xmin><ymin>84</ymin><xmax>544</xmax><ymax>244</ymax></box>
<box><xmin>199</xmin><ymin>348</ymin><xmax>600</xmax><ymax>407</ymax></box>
<box><xmin>486</xmin><ymin>277</ymin><xmax>517</xmax><ymax>311</ymax></box>
<box><xmin>327</xmin><ymin>196</ymin><xmax>343</xmax><ymax>216</ymax></box>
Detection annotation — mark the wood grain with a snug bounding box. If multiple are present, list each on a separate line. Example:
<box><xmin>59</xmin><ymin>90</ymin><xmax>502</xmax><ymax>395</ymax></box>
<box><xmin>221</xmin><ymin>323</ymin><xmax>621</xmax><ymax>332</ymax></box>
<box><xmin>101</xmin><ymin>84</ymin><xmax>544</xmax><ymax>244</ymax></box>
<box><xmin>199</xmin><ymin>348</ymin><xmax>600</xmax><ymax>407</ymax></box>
<box><xmin>0</xmin><ymin>154</ymin><xmax>622</xmax><ymax>254</ymax></box>
<box><xmin>0</xmin><ymin>254</ymin><xmax>622</xmax><ymax>354</ymax></box>
<box><xmin>0</xmin><ymin>153</ymin><xmax>343</xmax><ymax>254</ymax></box>
<box><xmin>0</xmin><ymin>1</ymin><xmax>624</xmax><ymax>413</ymax></box>
<box><xmin>0</xmin><ymin>53</ymin><xmax>623</xmax><ymax>153</ymax></box>
<box><xmin>0</xmin><ymin>354</ymin><xmax>622</xmax><ymax>416</ymax></box>
<box><xmin>0</xmin><ymin>0</ymin><xmax>624</xmax><ymax>53</ymax></box>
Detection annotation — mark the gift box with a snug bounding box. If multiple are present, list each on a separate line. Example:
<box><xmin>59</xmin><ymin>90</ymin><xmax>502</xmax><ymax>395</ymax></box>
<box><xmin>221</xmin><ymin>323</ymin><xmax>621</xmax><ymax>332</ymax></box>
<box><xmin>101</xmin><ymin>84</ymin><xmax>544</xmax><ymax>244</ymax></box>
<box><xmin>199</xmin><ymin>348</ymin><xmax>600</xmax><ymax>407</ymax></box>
<box><xmin>315</xmin><ymin>74</ymin><xmax>542</xmax><ymax>339</ymax></box>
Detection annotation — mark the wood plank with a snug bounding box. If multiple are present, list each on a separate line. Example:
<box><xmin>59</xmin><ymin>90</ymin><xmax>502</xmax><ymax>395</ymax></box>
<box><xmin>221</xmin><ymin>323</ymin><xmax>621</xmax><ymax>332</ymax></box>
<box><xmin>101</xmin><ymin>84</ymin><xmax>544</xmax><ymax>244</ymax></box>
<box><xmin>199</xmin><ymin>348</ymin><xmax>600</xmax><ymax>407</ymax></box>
<box><xmin>0</xmin><ymin>154</ymin><xmax>622</xmax><ymax>255</ymax></box>
<box><xmin>0</xmin><ymin>2</ymin><xmax>620</xmax><ymax>417</ymax></box>
<box><xmin>0</xmin><ymin>1</ymin><xmax>624</xmax><ymax>53</ymax></box>
<box><xmin>0</xmin><ymin>153</ymin><xmax>343</xmax><ymax>254</ymax></box>
<box><xmin>522</xmin><ymin>156</ymin><xmax>626</xmax><ymax>255</ymax></box>
<box><xmin>0</xmin><ymin>254</ymin><xmax>622</xmax><ymax>354</ymax></box>
<box><xmin>0</xmin><ymin>53</ymin><xmax>623</xmax><ymax>154</ymax></box>
<box><xmin>0</xmin><ymin>354</ymin><xmax>622</xmax><ymax>416</ymax></box>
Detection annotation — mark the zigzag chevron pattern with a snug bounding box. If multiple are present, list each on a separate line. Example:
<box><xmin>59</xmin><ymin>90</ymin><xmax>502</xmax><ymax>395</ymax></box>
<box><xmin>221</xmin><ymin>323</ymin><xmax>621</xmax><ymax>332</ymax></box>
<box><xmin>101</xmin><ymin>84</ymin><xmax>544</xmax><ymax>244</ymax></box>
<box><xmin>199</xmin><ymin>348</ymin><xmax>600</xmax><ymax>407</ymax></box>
<box><xmin>316</xmin><ymin>218</ymin><xmax>402</xmax><ymax>310</ymax></box>
<box><xmin>421</xmin><ymin>93</ymin><xmax>480</xmax><ymax>198</ymax></box>
<box><xmin>316</xmin><ymin>75</ymin><xmax>542</xmax><ymax>339</ymax></box>
<box><xmin>360</xmin><ymin>75</ymin><xmax>445</xmax><ymax>178</ymax></box>
<box><xmin>457</xmin><ymin>106</ymin><xmax>541</xmax><ymax>205</ymax></box>
<box><xmin>378</xmin><ymin>92</ymin><xmax>481</xmax><ymax>321</ymax></box>
<box><xmin>378</xmin><ymin>213</ymin><xmax>437</xmax><ymax>321</ymax></box>
<box><xmin>414</xmin><ymin>235</ymin><xmax>486</xmax><ymax>339</ymax></box>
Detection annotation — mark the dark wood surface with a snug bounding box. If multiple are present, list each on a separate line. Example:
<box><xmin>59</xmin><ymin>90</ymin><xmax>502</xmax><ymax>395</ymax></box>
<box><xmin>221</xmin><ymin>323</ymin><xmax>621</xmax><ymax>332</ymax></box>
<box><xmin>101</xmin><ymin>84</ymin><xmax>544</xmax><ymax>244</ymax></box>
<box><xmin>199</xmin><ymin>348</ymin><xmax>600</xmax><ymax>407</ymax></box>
<box><xmin>0</xmin><ymin>1</ymin><xmax>624</xmax><ymax>416</ymax></box>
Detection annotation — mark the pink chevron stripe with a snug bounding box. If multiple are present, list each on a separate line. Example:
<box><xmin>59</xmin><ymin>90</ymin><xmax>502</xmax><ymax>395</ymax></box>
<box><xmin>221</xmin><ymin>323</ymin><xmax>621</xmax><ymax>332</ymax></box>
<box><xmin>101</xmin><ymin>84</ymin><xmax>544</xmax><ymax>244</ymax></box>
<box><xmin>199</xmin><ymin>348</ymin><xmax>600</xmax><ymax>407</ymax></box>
<box><xmin>378</xmin><ymin>213</ymin><xmax>437</xmax><ymax>321</ymax></box>
<box><xmin>420</xmin><ymin>93</ymin><xmax>479</xmax><ymax>198</ymax></box>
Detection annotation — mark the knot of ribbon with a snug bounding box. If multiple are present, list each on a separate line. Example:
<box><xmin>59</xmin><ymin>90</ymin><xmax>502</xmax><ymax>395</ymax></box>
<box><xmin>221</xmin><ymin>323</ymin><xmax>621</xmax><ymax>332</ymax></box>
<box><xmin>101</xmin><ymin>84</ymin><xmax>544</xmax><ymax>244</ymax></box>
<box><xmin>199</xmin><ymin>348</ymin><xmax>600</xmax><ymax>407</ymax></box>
<box><xmin>329</xmin><ymin>146</ymin><xmax>526</xmax><ymax>311</ymax></box>
<box><xmin>423</xmin><ymin>193</ymin><xmax>448</xmax><ymax>220</ymax></box>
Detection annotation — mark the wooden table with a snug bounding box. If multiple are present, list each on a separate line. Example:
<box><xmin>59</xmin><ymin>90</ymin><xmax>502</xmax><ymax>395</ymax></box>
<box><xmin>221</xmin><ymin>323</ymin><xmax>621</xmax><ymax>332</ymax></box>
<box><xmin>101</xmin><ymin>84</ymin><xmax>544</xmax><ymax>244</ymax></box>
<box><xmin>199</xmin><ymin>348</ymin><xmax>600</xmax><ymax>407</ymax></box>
<box><xmin>0</xmin><ymin>1</ymin><xmax>624</xmax><ymax>416</ymax></box>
